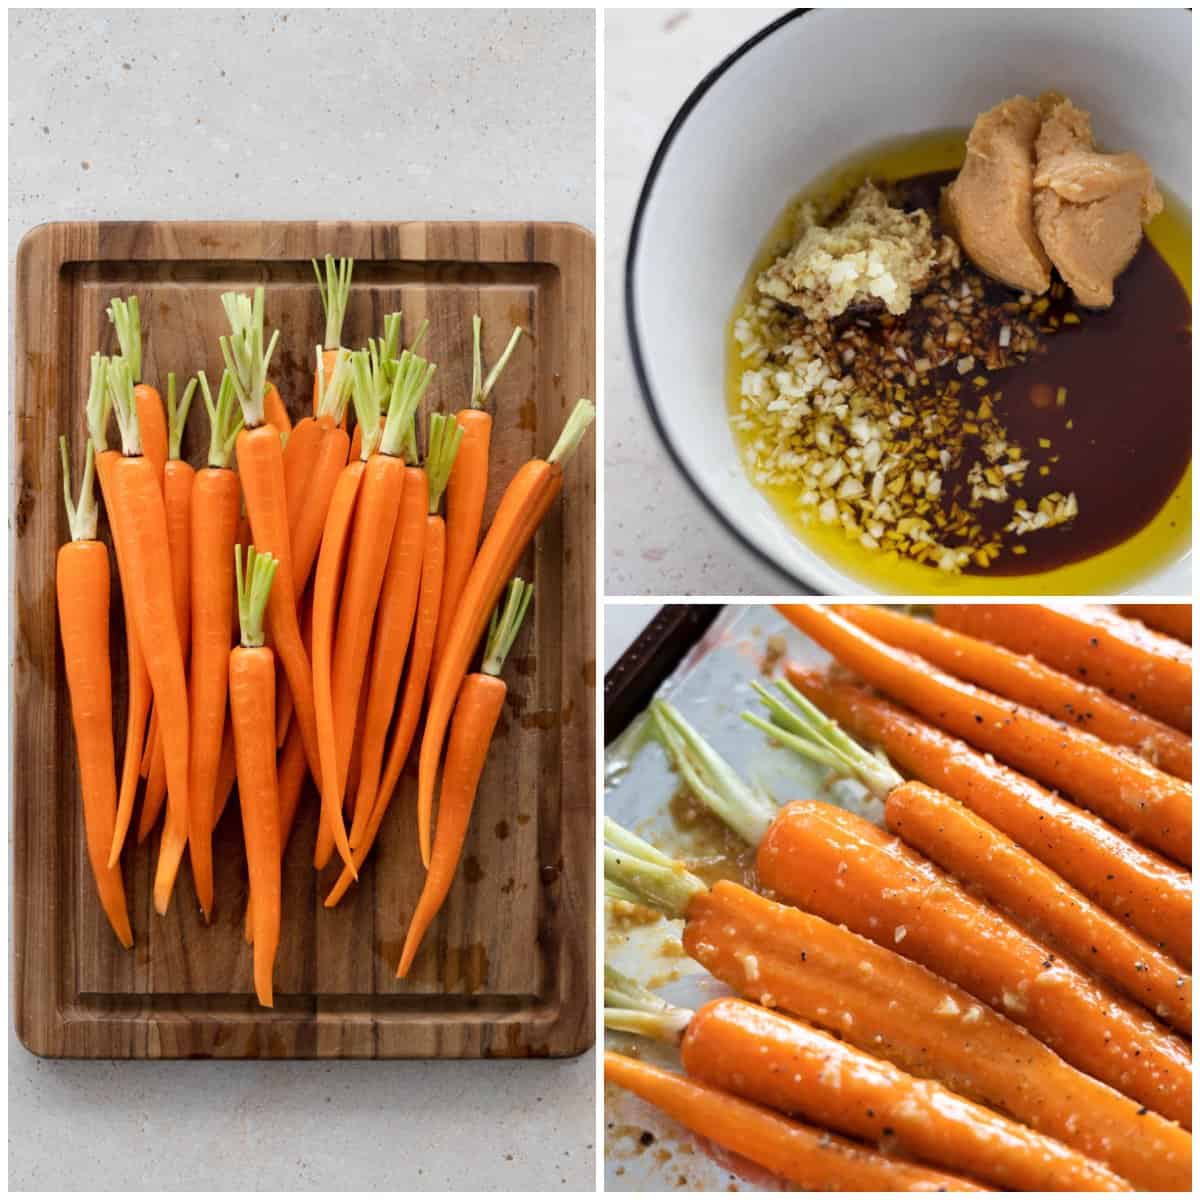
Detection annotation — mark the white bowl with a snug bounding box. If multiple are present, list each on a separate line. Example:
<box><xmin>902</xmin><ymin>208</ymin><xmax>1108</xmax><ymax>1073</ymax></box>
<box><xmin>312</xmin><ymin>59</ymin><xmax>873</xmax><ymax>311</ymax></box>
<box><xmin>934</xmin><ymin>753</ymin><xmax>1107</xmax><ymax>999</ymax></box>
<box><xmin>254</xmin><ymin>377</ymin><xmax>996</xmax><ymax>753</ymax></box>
<box><xmin>626</xmin><ymin>8</ymin><xmax>1192</xmax><ymax>596</ymax></box>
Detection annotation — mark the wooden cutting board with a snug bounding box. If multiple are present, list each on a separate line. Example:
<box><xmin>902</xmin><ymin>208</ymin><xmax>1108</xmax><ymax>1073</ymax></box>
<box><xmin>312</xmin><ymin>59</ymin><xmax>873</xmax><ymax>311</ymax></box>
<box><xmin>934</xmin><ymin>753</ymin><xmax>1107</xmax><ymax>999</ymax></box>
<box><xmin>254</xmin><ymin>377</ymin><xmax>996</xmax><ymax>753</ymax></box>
<box><xmin>13</xmin><ymin>220</ymin><xmax>595</xmax><ymax>1058</ymax></box>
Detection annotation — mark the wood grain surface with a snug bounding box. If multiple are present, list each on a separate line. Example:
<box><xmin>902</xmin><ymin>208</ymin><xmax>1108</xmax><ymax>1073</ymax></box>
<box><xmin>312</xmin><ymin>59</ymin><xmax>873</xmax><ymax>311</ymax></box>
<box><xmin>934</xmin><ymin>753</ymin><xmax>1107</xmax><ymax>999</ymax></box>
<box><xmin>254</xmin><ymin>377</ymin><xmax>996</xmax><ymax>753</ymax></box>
<box><xmin>13</xmin><ymin>220</ymin><xmax>595</xmax><ymax>1058</ymax></box>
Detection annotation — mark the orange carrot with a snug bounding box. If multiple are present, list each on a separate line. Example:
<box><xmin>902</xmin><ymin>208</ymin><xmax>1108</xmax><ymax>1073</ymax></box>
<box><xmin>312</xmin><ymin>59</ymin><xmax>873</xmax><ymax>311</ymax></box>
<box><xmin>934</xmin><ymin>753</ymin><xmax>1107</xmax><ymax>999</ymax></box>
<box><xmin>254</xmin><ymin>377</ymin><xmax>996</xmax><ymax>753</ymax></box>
<box><xmin>264</xmin><ymin>382</ymin><xmax>291</xmax><ymax>436</ymax></box>
<box><xmin>937</xmin><ymin>603</ymin><xmax>1192</xmax><ymax>732</ymax></box>
<box><xmin>785</xmin><ymin>667</ymin><xmax>1193</xmax><ymax>968</ymax></box>
<box><xmin>397</xmin><ymin>578</ymin><xmax>531</xmax><ymax>976</ymax></box>
<box><xmin>107</xmin><ymin>359</ymin><xmax>191</xmax><ymax>913</ymax></box>
<box><xmin>418</xmin><ymin>399</ymin><xmax>594</xmax><ymax>868</ymax></box>
<box><xmin>1118</xmin><ymin>604</ymin><xmax>1191</xmax><ymax>645</ymax></box>
<box><xmin>107</xmin><ymin>296</ymin><xmax>166</xmax><ymax>487</ymax></box>
<box><xmin>57</xmin><ymin>436</ymin><xmax>132</xmax><ymax>948</ymax></box>
<box><xmin>779</xmin><ymin>604</ymin><xmax>1191</xmax><ymax>865</ymax></box>
<box><xmin>603</xmin><ymin>1052</ymin><xmax>982</xmax><ymax>1192</ymax></box>
<box><xmin>186</xmin><ymin>370</ymin><xmax>243</xmax><ymax>918</ymax></box>
<box><xmin>311</xmin><ymin>255</ymin><xmax>353</xmax><ymax>414</ymax></box>
<box><xmin>212</xmin><ymin>716</ymin><xmax>237</xmax><ymax>828</ymax></box>
<box><xmin>230</xmin><ymin>546</ymin><xmax>282</xmax><ymax>1007</ymax></box>
<box><xmin>757</xmin><ymin>799</ymin><xmax>1191</xmax><ymax>1126</ymax></box>
<box><xmin>839</xmin><ymin>603</ymin><xmax>1191</xmax><ymax>779</ymax></box>
<box><xmin>433</xmin><ymin>315</ymin><xmax>523</xmax><ymax>671</ymax></box>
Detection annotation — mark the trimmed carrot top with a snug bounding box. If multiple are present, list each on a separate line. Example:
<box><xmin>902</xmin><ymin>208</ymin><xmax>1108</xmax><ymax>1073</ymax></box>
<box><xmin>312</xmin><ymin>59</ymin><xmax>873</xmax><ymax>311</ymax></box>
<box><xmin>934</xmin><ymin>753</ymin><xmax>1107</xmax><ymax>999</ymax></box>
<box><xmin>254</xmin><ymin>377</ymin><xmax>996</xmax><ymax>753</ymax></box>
<box><xmin>425</xmin><ymin>412</ymin><xmax>463</xmax><ymax>514</ymax></box>
<box><xmin>604</xmin><ymin>964</ymin><xmax>692</xmax><ymax>1042</ymax></box>
<box><xmin>470</xmin><ymin>313</ymin><xmax>524</xmax><ymax>410</ymax></box>
<box><xmin>84</xmin><ymin>353</ymin><xmax>112</xmax><ymax>453</ymax></box>
<box><xmin>59</xmin><ymin>437</ymin><xmax>99</xmax><ymax>542</ymax></box>
<box><xmin>106</xmin><ymin>295</ymin><xmax>143</xmax><ymax>383</ymax></box>
<box><xmin>482</xmin><ymin>577</ymin><xmax>533</xmax><ymax>676</ymax></box>
<box><xmin>107</xmin><ymin>358</ymin><xmax>142</xmax><ymax>456</ymax></box>
<box><xmin>234</xmin><ymin>544</ymin><xmax>280</xmax><ymax>649</ymax></box>
<box><xmin>219</xmin><ymin>287</ymin><xmax>280</xmax><ymax>428</ymax></box>
<box><xmin>604</xmin><ymin>815</ymin><xmax>705</xmax><ymax>918</ymax></box>
<box><xmin>312</xmin><ymin>255</ymin><xmax>353</xmax><ymax>349</ymax></box>
<box><xmin>314</xmin><ymin>345</ymin><xmax>354</xmax><ymax>423</ymax></box>
<box><xmin>164</xmin><ymin>371</ymin><xmax>198</xmax><ymax>461</ymax></box>
<box><xmin>548</xmin><ymin>398</ymin><xmax>596</xmax><ymax>464</ymax></box>
<box><xmin>197</xmin><ymin>369</ymin><xmax>244</xmax><ymax>468</ymax></box>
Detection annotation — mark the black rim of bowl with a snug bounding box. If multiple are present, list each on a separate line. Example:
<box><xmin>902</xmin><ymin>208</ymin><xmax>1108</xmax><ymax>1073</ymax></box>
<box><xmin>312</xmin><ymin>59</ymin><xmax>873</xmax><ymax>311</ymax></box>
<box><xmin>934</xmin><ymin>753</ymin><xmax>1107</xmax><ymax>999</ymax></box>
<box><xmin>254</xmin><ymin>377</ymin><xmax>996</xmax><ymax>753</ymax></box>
<box><xmin>624</xmin><ymin>8</ymin><xmax>818</xmax><ymax>594</ymax></box>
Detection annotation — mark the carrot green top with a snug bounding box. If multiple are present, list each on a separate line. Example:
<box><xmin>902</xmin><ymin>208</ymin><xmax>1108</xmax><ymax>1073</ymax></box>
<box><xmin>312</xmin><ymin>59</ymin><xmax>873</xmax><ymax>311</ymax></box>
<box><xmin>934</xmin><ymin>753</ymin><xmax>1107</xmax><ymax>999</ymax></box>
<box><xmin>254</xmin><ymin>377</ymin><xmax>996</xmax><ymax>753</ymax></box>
<box><xmin>106</xmin><ymin>296</ymin><xmax>143</xmax><ymax>383</ymax></box>
<box><xmin>604</xmin><ymin>965</ymin><xmax>692</xmax><ymax>1042</ymax></box>
<box><xmin>84</xmin><ymin>353</ymin><xmax>112</xmax><ymax>454</ymax></box>
<box><xmin>547</xmin><ymin>399</ymin><xmax>596</xmax><ymax>466</ymax></box>
<box><xmin>603</xmin><ymin>816</ymin><xmax>704</xmax><ymax>919</ymax></box>
<box><xmin>218</xmin><ymin>287</ymin><xmax>280</xmax><ymax>430</ymax></box>
<box><xmin>234</xmin><ymin>544</ymin><xmax>280</xmax><ymax>649</ymax></box>
<box><xmin>197</xmin><ymin>369</ymin><xmax>244</xmax><ymax>469</ymax></box>
<box><xmin>425</xmin><ymin>412</ymin><xmax>463</xmax><ymax>515</ymax></box>
<box><xmin>471</xmin><ymin>314</ymin><xmax>524</xmax><ymax>410</ymax></box>
<box><xmin>313</xmin><ymin>255</ymin><xmax>353</xmax><ymax>349</ymax></box>
<box><xmin>59</xmin><ymin>436</ymin><xmax>99</xmax><ymax>543</ymax></box>
<box><xmin>482</xmin><ymin>577</ymin><xmax>533</xmax><ymax>677</ymax></box>
<box><xmin>107</xmin><ymin>357</ymin><xmax>143</xmax><ymax>457</ymax></box>
<box><xmin>380</xmin><ymin>350</ymin><xmax>435</xmax><ymax>459</ymax></box>
<box><xmin>165</xmin><ymin>371</ymin><xmax>198</xmax><ymax>460</ymax></box>
<box><xmin>314</xmin><ymin>345</ymin><xmax>354</xmax><ymax>425</ymax></box>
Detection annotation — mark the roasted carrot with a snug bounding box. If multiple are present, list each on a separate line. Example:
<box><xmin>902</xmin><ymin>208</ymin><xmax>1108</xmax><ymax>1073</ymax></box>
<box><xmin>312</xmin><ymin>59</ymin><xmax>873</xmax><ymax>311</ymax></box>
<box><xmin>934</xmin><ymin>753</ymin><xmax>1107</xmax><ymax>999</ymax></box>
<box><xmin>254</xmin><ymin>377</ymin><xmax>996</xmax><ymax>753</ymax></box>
<box><xmin>325</xmin><ymin>348</ymin><xmax>434</xmax><ymax>836</ymax></box>
<box><xmin>884</xmin><ymin>780</ymin><xmax>1190</xmax><ymax>1033</ymax></box>
<box><xmin>779</xmin><ymin>603</ymin><xmax>1191</xmax><ymax>864</ymax></box>
<box><xmin>418</xmin><ymin>399</ymin><xmax>594</xmax><ymax>867</ymax></box>
<box><xmin>757</xmin><ymin>798</ymin><xmax>1191</xmax><ymax>1125</ymax></box>
<box><xmin>838</xmin><ymin>603</ymin><xmax>1191</xmax><ymax>779</ymax></box>
<box><xmin>108</xmin><ymin>296</ymin><xmax>166</xmax><ymax>486</ymax></box>
<box><xmin>603</xmin><ymin>979</ymin><xmax>1128</xmax><ymax>1192</ymax></box>
<box><xmin>937</xmin><ymin>603</ymin><xmax>1192</xmax><ymax>732</ymax></box>
<box><xmin>1119</xmin><ymin>603</ymin><xmax>1191</xmax><ymax>645</ymax></box>
<box><xmin>432</xmin><ymin>315</ymin><xmax>523</xmax><ymax>671</ymax></box>
<box><xmin>57</xmin><ymin>437</ymin><xmax>132</xmax><ymax>948</ymax></box>
<box><xmin>221</xmin><ymin>288</ymin><xmax>335</xmax><ymax>861</ymax></box>
<box><xmin>397</xmin><ymin>578</ymin><xmax>531</xmax><ymax>975</ymax></box>
<box><xmin>785</xmin><ymin>667</ymin><xmax>1192</xmax><ymax>968</ymax></box>
<box><xmin>606</xmin><ymin>823</ymin><xmax>1191</xmax><ymax>1191</ymax></box>
<box><xmin>311</xmin><ymin>255</ymin><xmax>353</xmax><ymax>414</ymax></box>
<box><xmin>185</xmin><ymin>370</ymin><xmax>243</xmax><ymax>918</ymax></box>
<box><xmin>230</xmin><ymin>546</ymin><xmax>282</xmax><ymax>1007</ymax></box>
<box><xmin>107</xmin><ymin>359</ymin><xmax>191</xmax><ymax>913</ymax></box>
<box><xmin>604</xmin><ymin>1051</ymin><xmax>981</xmax><ymax>1192</ymax></box>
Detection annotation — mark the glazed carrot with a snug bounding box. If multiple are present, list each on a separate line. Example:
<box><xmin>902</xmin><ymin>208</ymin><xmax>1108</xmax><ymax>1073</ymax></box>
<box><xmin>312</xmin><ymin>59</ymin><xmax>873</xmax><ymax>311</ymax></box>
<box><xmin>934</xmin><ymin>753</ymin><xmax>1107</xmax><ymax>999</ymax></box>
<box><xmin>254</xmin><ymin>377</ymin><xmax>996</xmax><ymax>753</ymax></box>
<box><xmin>779</xmin><ymin>604</ymin><xmax>1191</xmax><ymax>864</ymax></box>
<box><xmin>397</xmin><ymin>578</ymin><xmax>531</xmax><ymax>975</ymax></box>
<box><xmin>57</xmin><ymin>437</ymin><xmax>132</xmax><ymax>948</ymax></box>
<box><xmin>264</xmin><ymin>382</ymin><xmax>291</xmax><ymax>436</ymax></box>
<box><xmin>230</xmin><ymin>546</ymin><xmax>282</xmax><ymax>1007</ymax></box>
<box><xmin>323</xmin><ymin>472</ymin><xmax>446</xmax><ymax>904</ymax></box>
<box><xmin>604</xmin><ymin>983</ymin><xmax>1128</xmax><ymax>1192</ymax></box>
<box><xmin>785</xmin><ymin>668</ymin><xmax>1192</xmax><ymax>967</ymax></box>
<box><xmin>185</xmin><ymin>370</ymin><xmax>243</xmax><ymax>918</ymax></box>
<box><xmin>603</xmin><ymin>1052</ymin><xmax>981</xmax><ymax>1192</ymax></box>
<box><xmin>350</xmin><ymin>466</ymin><xmax>427</xmax><ymax>842</ymax></box>
<box><xmin>884</xmin><ymin>781</ymin><xmax>1190</xmax><ymax>1034</ymax></box>
<box><xmin>418</xmin><ymin>399</ymin><xmax>594</xmax><ymax>867</ymax></box>
<box><xmin>433</xmin><ymin>315</ymin><xmax>523</xmax><ymax>671</ymax></box>
<box><xmin>838</xmin><ymin>603</ymin><xmax>1191</xmax><ymax>779</ymax></box>
<box><xmin>107</xmin><ymin>359</ymin><xmax>191</xmax><ymax>913</ymax></box>
<box><xmin>326</xmin><ymin>348</ymin><xmax>434</xmax><ymax>831</ymax></box>
<box><xmin>757</xmin><ymin>798</ymin><xmax>1191</xmax><ymax>1126</ymax></box>
<box><xmin>108</xmin><ymin>296</ymin><xmax>166</xmax><ymax>486</ymax></box>
<box><xmin>937</xmin><ymin>603</ymin><xmax>1192</xmax><ymax>732</ymax></box>
<box><xmin>1119</xmin><ymin>604</ymin><xmax>1191</xmax><ymax>645</ymax></box>
<box><xmin>221</xmin><ymin>288</ymin><xmax>335</xmax><ymax>861</ymax></box>
<box><xmin>311</xmin><ymin>255</ymin><xmax>353</xmax><ymax>414</ymax></box>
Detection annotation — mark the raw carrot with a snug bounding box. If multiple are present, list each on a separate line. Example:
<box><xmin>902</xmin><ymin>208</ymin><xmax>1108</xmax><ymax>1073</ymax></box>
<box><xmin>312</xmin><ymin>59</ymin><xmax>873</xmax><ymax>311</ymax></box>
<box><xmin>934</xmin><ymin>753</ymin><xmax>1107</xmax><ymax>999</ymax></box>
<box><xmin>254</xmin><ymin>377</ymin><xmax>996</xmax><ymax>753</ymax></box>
<box><xmin>57</xmin><ymin>436</ymin><xmax>132</xmax><ymax>948</ymax></box>
<box><xmin>838</xmin><ymin>603</ymin><xmax>1191</xmax><ymax>779</ymax></box>
<box><xmin>230</xmin><ymin>546</ymin><xmax>282</xmax><ymax>1007</ymax></box>
<box><xmin>433</xmin><ymin>315</ymin><xmax>523</xmax><ymax>671</ymax></box>
<box><xmin>1118</xmin><ymin>604</ymin><xmax>1191</xmax><ymax>645</ymax></box>
<box><xmin>885</xmin><ymin>780</ymin><xmax>1190</xmax><ymax>1034</ymax></box>
<box><xmin>311</xmin><ymin>255</ymin><xmax>353</xmax><ymax>414</ymax></box>
<box><xmin>785</xmin><ymin>667</ymin><xmax>1192</xmax><ymax>968</ymax></box>
<box><xmin>107</xmin><ymin>359</ymin><xmax>191</xmax><ymax>913</ymax></box>
<box><xmin>221</xmin><ymin>288</ymin><xmax>335</xmax><ymax>862</ymax></box>
<box><xmin>606</xmin><ymin>826</ymin><xmax>1192</xmax><ymax>1191</ymax></box>
<box><xmin>397</xmin><ymin>578</ymin><xmax>531</xmax><ymax>975</ymax></box>
<box><xmin>757</xmin><ymin>799</ymin><xmax>1191</xmax><ymax>1125</ymax></box>
<box><xmin>264</xmin><ymin>382</ymin><xmax>291</xmax><ymax>436</ymax></box>
<box><xmin>604</xmin><ymin>1051</ymin><xmax>981</xmax><ymax>1192</ymax></box>
<box><xmin>107</xmin><ymin>296</ymin><xmax>166</xmax><ymax>486</ymax></box>
<box><xmin>418</xmin><ymin>399</ymin><xmax>594</xmax><ymax>868</ymax></box>
<box><xmin>212</xmin><ymin>715</ymin><xmax>237</xmax><ymax>828</ymax></box>
<box><xmin>603</xmin><ymin>980</ymin><xmax>1128</xmax><ymax>1192</ymax></box>
<box><xmin>779</xmin><ymin>603</ymin><xmax>1191</xmax><ymax>865</ymax></box>
<box><xmin>937</xmin><ymin>603</ymin><xmax>1192</xmax><ymax>732</ymax></box>
<box><xmin>186</xmin><ymin>370</ymin><xmax>243</xmax><ymax>918</ymax></box>
<box><xmin>137</xmin><ymin>745</ymin><xmax>167</xmax><ymax>844</ymax></box>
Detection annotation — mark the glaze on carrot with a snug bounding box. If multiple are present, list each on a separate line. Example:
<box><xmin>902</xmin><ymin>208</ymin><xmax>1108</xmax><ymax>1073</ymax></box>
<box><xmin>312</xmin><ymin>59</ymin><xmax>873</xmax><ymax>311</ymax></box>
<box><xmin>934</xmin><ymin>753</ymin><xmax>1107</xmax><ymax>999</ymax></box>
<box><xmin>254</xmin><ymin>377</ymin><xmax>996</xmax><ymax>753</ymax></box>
<box><xmin>1118</xmin><ymin>603</ymin><xmax>1191</xmax><ymax>645</ymax></box>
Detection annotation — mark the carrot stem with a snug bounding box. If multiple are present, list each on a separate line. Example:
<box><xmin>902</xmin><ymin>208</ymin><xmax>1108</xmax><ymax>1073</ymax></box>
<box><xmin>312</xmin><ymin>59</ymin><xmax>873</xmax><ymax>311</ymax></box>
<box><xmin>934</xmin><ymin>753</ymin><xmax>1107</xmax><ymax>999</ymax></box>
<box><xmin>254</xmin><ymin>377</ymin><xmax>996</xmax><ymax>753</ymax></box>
<box><xmin>380</xmin><ymin>349</ymin><xmax>435</xmax><ymax>457</ymax></box>
<box><xmin>107</xmin><ymin>358</ymin><xmax>142</xmax><ymax>455</ymax></box>
<box><xmin>312</xmin><ymin>255</ymin><xmax>353</xmax><ymax>349</ymax></box>
<box><xmin>482</xmin><ymin>577</ymin><xmax>533</xmax><ymax>675</ymax></box>
<box><xmin>60</xmin><ymin>436</ymin><xmax>98</xmax><ymax>542</ymax></box>
<box><xmin>471</xmin><ymin>313</ymin><xmax>524</xmax><ymax>409</ymax></box>
<box><xmin>164</xmin><ymin>371</ymin><xmax>198</xmax><ymax>460</ymax></box>
<box><xmin>199</xmin><ymin>369</ymin><xmax>244</xmax><ymax>468</ymax></box>
<box><xmin>425</xmin><ymin>412</ymin><xmax>462</xmax><ymax>514</ymax></box>
<box><xmin>603</xmin><ymin>965</ymin><xmax>692</xmax><ymax>1041</ymax></box>
<box><xmin>548</xmin><ymin>398</ymin><xmax>596</xmax><ymax>463</ymax></box>
<box><xmin>105</xmin><ymin>295</ymin><xmax>143</xmax><ymax>382</ymax></box>
<box><xmin>235</xmin><ymin>544</ymin><xmax>278</xmax><ymax>647</ymax></box>
<box><xmin>219</xmin><ymin>287</ymin><xmax>281</xmax><ymax>428</ymax></box>
<box><xmin>602</xmin><ymin>817</ymin><xmax>705</xmax><ymax>917</ymax></box>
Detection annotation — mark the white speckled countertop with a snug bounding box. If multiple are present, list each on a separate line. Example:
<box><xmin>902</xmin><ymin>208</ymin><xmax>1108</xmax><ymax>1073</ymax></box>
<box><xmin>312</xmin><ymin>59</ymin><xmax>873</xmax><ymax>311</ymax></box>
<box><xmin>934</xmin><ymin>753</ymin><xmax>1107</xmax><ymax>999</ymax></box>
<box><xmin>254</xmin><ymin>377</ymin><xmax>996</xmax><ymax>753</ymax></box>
<box><xmin>604</xmin><ymin>8</ymin><xmax>793</xmax><ymax>597</ymax></box>
<box><xmin>9</xmin><ymin>8</ymin><xmax>594</xmax><ymax>1191</ymax></box>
